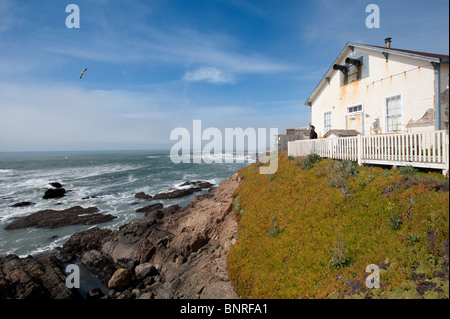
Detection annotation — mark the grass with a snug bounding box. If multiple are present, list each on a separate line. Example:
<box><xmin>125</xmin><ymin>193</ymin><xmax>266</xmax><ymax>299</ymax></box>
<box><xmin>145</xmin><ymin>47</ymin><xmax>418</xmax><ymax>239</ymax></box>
<box><xmin>227</xmin><ymin>153</ymin><xmax>449</xmax><ymax>299</ymax></box>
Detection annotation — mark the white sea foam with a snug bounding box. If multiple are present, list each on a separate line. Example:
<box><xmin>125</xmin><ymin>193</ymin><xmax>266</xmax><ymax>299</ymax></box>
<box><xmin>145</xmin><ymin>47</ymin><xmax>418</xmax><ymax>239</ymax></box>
<box><xmin>0</xmin><ymin>150</ymin><xmax>251</xmax><ymax>258</ymax></box>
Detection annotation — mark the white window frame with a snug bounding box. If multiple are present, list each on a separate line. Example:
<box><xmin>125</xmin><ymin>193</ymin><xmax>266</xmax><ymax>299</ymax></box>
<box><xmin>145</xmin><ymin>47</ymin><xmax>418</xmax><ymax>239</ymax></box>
<box><xmin>384</xmin><ymin>94</ymin><xmax>403</xmax><ymax>133</ymax></box>
<box><xmin>346</xmin><ymin>104</ymin><xmax>363</xmax><ymax>115</ymax></box>
<box><xmin>323</xmin><ymin>110</ymin><xmax>332</xmax><ymax>134</ymax></box>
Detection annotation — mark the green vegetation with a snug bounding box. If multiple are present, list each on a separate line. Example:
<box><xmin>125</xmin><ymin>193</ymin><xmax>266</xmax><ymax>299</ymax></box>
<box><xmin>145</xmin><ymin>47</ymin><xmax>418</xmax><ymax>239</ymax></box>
<box><xmin>329</xmin><ymin>235</ymin><xmax>352</xmax><ymax>270</ymax></box>
<box><xmin>300</xmin><ymin>153</ymin><xmax>321</xmax><ymax>170</ymax></box>
<box><xmin>227</xmin><ymin>153</ymin><xmax>449</xmax><ymax>299</ymax></box>
<box><xmin>234</xmin><ymin>196</ymin><xmax>244</xmax><ymax>216</ymax></box>
<box><xmin>269</xmin><ymin>217</ymin><xmax>285</xmax><ymax>238</ymax></box>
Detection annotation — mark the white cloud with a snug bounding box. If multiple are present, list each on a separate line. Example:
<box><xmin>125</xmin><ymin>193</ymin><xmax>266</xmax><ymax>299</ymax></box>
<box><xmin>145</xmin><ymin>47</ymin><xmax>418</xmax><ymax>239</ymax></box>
<box><xmin>183</xmin><ymin>67</ymin><xmax>235</xmax><ymax>84</ymax></box>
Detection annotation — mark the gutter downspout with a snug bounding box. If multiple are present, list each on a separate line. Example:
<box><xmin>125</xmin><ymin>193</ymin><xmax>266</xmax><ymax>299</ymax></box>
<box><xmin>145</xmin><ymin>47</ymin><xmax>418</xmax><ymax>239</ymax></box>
<box><xmin>432</xmin><ymin>62</ymin><xmax>441</xmax><ymax>130</ymax></box>
<box><xmin>307</xmin><ymin>102</ymin><xmax>312</xmax><ymax>125</ymax></box>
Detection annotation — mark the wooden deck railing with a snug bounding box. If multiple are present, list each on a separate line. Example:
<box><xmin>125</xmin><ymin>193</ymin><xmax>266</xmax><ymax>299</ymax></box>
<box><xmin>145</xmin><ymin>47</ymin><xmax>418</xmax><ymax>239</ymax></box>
<box><xmin>288</xmin><ymin>130</ymin><xmax>449</xmax><ymax>174</ymax></box>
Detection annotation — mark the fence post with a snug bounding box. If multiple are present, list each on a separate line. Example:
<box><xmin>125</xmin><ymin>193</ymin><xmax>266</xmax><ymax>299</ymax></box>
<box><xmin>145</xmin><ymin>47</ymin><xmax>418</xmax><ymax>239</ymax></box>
<box><xmin>445</xmin><ymin>130</ymin><xmax>449</xmax><ymax>176</ymax></box>
<box><xmin>357</xmin><ymin>134</ymin><xmax>362</xmax><ymax>166</ymax></box>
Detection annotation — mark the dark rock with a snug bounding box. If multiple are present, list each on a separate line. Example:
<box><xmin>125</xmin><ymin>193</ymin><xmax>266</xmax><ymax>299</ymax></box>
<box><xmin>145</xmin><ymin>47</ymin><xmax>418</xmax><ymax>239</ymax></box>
<box><xmin>135</xmin><ymin>263</ymin><xmax>158</xmax><ymax>280</ymax></box>
<box><xmin>135</xmin><ymin>192</ymin><xmax>153</xmax><ymax>200</ymax></box>
<box><xmin>411</xmin><ymin>273</ymin><xmax>425</xmax><ymax>281</ymax></box>
<box><xmin>10</xmin><ymin>201</ymin><xmax>35</xmax><ymax>207</ymax></box>
<box><xmin>82</xmin><ymin>195</ymin><xmax>98</xmax><ymax>200</ymax></box>
<box><xmin>190</xmin><ymin>234</ymin><xmax>209</xmax><ymax>253</ymax></box>
<box><xmin>86</xmin><ymin>287</ymin><xmax>104</xmax><ymax>299</ymax></box>
<box><xmin>136</xmin><ymin>203</ymin><xmax>163</xmax><ymax>214</ymax></box>
<box><xmin>0</xmin><ymin>252</ymin><xmax>80</xmax><ymax>299</ymax></box>
<box><xmin>43</xmin><ymin>188</ymin><xmax>66</xmax><ymax>199</ymax></box>
<box><xmin>161</xmin><ymin>204</ymin><xmax>183</xmax><ymax>215</ymax></box>
<box><xmin>346</xmin><ymin>279</ymin><xmax>367</xmax><ymax>296</ymax></box>
<box><xmin>153</xmin><ymin>187</ymin><xmax>200</xmax><ymax>200</ymax></box>
<box><xmin>50</xmin><ymin>182</ymin><xmax>63</xmax><ymax>189</ymax></box>
<box><xmin>80</xmin><ymin>250</ymin><xmax>117</xmax><ymax>285</ymax></box>
<box><xmin>5</xmin><ymin>206</ymin><xmax>117</xmax><ymax>230</ymax></box>
<box><xmin>180</xmin><ymin>181</ymin><xmax>213</xmax><ymax>189</ymax></box>
<box><xmin>59</xmin><ymin>227</ymin><xmax>116</xmax><ymax>263</ymax></box>
<box><xmin>145</xmin><ymin>209</ymin><xmax>164</xmax><ymax>220</ymax></box>
<box><xmin>417</xmin><ymin>281</ymin><xmax>437</xmax><ymax>296</ymax></box>
<box><xmin>378</xmin><ymin>260</ymin><xmax>391</xmax><ymax>270</ymax></box>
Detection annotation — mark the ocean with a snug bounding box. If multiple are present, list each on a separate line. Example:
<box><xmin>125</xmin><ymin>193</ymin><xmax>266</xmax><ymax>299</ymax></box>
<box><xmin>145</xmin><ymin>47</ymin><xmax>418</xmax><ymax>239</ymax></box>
<box><xmin>0</xmin><ymin>150</ymin><xmax>254</xmax><ymax>258</ymax></box>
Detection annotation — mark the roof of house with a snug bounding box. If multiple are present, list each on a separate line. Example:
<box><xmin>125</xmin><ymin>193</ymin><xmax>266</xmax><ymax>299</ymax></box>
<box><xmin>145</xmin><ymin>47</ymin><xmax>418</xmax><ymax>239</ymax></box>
<box><xmin>323</xmin><ymin>129</ymin><xmax>360</xmax><ymax>138</ymax></box>
<box><xmin>304</xmin><ymin>42</ymin><xmax>449</xmax><ymax>106</ymax></box>
<box><xmin>351</xmin><ymin>42</ymin><xmax>449</xmax><ymax>62</ymax></box>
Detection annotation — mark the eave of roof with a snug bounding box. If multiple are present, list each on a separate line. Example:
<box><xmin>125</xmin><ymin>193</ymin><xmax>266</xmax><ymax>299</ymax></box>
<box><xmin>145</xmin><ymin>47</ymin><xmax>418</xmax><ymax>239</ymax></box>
<box><xmin>304</xmin><ymin>42</ymin><xmax>450</xmax><ymax>107</ymax></box>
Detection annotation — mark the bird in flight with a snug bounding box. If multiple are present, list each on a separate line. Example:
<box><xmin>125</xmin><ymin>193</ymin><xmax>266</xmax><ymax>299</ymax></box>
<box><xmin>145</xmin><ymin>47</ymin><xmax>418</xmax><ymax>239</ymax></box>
<box><xmin>80</xmin><ymin>68</ymin><xmax>87</xmax><ymax>79</ymax></box>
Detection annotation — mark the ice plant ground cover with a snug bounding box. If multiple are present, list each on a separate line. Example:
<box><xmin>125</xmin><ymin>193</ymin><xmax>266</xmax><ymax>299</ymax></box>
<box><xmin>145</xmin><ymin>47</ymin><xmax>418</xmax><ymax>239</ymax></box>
<box><xmin>227</xmin><ymin>153</ymin><xmax>449</xmax><ymax>299</ymax></box>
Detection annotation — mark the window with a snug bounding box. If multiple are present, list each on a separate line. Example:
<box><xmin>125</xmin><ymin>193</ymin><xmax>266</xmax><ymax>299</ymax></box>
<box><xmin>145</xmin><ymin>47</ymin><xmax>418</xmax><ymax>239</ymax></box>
<box><xmin>324</xmin><ymin>111</ymin><xmax>332</xmax><ymax>133</ymax></box>
<box><xmin>347</xmin><ymin>104</ymin><xmax>362</xmax><ymax>114</ymax></box>
<box><xmin>385</xmin><ymin>95</ymin><xmax>402</xmax><ymax>132</ymax></box>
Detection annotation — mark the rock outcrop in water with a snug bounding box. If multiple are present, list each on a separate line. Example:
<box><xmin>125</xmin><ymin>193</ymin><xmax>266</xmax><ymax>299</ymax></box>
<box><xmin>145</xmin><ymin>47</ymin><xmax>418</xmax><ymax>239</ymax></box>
<box><xmin>0</xmin><ymin>174</ymin><xmax>241</xmax><ymax>299</ymax></box>
<box><xmin>43</xmin><ymin>188</ymin><xmax>66</xmax><ymax>199</ymax></box>
<box><xmin>4</xmin><ymin>206</ymin><xmax>117</xmax><ymax>230</ymax></box>
<box><xmin>134</xmin><ymin>180</ymin><xmax>214</xmax><ymax>201</ymax></box>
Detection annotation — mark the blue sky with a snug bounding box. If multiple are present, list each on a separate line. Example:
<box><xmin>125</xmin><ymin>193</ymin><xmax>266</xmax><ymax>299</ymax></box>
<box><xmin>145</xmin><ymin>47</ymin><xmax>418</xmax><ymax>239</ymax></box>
<box><xmin>0</xmin><ymin>0</ymin><xmax>448</xmax><ymax>151</ymax></box>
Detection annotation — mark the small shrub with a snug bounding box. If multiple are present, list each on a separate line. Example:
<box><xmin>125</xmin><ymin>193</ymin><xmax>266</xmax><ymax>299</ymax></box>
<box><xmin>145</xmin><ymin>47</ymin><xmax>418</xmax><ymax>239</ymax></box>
<box><xmin>234</xmin><ymin>196</ymin><xmax>242</xmax><ymax>214</ymax></box>
<box><xmin>300</xmin><ymin>153</ymin><xmax>321</xmax><ymax>170</ymax></box>
<box><xmin>358</xmin><ymin>177</ymin><xmax>368</xmax><ymax>189</ymax></box>
<box><xmin>335</xmin><ymin>160</ymin><xmax>358</xmax><ymax>177</ymax></box>
<box><xmin>269</xmin><ymin>175</ymin><xmax>275</xmax><ymax>182</ymax></box>
<box><xmin>388</xmin><ymin>214</ymin><xmax>402</xmax><ymax>230</ymax></box>
<box><xmin>406</xmin><ymin>234</ymin><xmax>420</xmax><ymax>244</ymax></box>
<box><xmin>269</xmin><ymin>216</ymin><xmax>284</xmax><ymax>238</ymax></box>
<box><xmin>399</xmin><ymin>166</ymin><xmax>420</xmax><ymax>178</ymax></box>
<box><xmin>269</xmin><ymin>225</ymin><xmax>284</xmax><ymax>238</ymax></box>
<box><xmin>382</xmin><ymin>170</ymin><xmax>393</xmax><ymax>177</ymax></box>
<box><xmin>329</xmin><ymin>236</ymin><xmax>352</xmax><ymax>269</ymax></box>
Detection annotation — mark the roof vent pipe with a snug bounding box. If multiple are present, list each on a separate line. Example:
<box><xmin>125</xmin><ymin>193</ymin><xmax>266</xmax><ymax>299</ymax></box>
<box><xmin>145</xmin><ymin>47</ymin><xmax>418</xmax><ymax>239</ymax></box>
<box><xmin>333</xmin><ymin>64</ymin><xmax>348</xmax><ymax>74</ymax></box>
<box><xmin>385</xmin><ymin>37</ymin><xmax>392</xmax><ymax>48</ymax></box>
<box><xmin>345</xmin><ymin>57</ymin><xmax>361</xmax><ymax>69</ymax></box>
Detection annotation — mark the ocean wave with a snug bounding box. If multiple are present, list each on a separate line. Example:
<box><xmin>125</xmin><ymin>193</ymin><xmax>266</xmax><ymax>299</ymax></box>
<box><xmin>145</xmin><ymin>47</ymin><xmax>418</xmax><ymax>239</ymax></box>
<box><xmin>186</xmin><ymin>152</ymin><xmax>258</xmax><ymax>163</ymax></box>
<box><xmin>17</xmin><ymin>234</ymin><xmax>72</xmax><ymax>258</ymax></box>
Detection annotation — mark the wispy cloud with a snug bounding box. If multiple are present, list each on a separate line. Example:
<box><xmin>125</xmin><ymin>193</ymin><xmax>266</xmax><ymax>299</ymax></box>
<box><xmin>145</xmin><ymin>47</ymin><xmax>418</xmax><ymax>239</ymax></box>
<box><xmin>183</xmin><ymin>67</ymin><xmax>235</xmax><ymax>84</ymax></box>
<box><xmin>44</xmin><ymin>24</ymin><xmax>292</xmax><ymax>75</ymax></box>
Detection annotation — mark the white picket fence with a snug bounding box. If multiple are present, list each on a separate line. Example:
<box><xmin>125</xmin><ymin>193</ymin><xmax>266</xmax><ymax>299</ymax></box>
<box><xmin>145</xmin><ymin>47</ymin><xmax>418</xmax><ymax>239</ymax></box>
<box><xmin>288</xmin><ymin>130</ymin><xmax>449</xmax><ymax>174</ymax></box>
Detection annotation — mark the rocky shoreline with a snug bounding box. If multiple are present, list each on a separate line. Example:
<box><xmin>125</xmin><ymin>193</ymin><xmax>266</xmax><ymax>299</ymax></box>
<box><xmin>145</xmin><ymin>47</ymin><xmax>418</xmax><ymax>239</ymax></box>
<box><xmin>0</xmin><ymin>173</ymin><xmax>242</xmax><ymax>299</ymax></box>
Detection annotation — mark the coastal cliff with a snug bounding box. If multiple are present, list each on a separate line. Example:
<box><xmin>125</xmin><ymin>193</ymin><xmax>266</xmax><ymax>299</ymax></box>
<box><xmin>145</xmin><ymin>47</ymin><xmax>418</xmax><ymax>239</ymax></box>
<box><xmin>0</xmin><ymin>172</ymin><xmax>242</xmax><ymax>299</ymax></box>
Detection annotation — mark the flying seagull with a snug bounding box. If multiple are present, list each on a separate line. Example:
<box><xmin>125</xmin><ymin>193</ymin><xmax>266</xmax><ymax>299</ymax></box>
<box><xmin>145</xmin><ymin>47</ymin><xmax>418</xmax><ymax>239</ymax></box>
<box><xmin>80</xmin><ymin>68</ymin><xmax>87</xmax><ymax>79</ymax></box>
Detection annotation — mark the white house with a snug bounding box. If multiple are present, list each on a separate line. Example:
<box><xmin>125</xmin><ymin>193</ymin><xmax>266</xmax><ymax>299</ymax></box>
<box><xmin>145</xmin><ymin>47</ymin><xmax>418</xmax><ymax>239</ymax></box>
<box><xmin>305</xmin><ymin>38</ymin><xmax>449</xmax><ymax>138</ymax></box>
